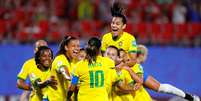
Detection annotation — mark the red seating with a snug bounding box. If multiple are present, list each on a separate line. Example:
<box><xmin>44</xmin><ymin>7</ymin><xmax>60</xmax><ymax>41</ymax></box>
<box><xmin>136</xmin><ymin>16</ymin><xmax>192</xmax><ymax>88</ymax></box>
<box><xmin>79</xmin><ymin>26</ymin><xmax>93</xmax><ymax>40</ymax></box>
<box><xmin>125</xmin><ymin>23</ymin><xmax>133</xmax><ymax>33</ymax></box>
<box><xmin>133</xmin><ymin>23</ymin><xmax>148</xmax><ymax>39</ymax></box>
<box><xmin>188</xmin><ymin>23</ymin><xmax>201</xmax><ymax>38</ymax></box>
<box><xmin>49</xmin><ymin>31</ymin><xmax>62</xmax><ymax>42</ymax></box>
<box><xmin>16</xmin><ymin>31</ymin><xmax>29</xmax><ymax>43</ymax></box>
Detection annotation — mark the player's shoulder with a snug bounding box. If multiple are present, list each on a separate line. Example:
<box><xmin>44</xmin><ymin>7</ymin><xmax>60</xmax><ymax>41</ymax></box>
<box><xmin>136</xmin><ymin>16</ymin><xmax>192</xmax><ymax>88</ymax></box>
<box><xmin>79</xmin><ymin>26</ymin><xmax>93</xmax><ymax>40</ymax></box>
<box><xmin>101</xmin><ymin>56</ymin><xmax>115</xmax><ymax>67</ymax></box>
<box><xmin>101</xmin><ymin>56</ymin><xmax>114</xmax><ymax>63</ymax></box>
<box><xmin>102</xmin><ymin>32</ymin><xmax>112</xmax><ymax>39</ymax></box>
<box><xmin>133</xmin><ymin>63</ymin><xmax>140</xmax><ymax>68</ymax></box>
<box><xmin>54</xmin><ymin>54</ymin><xmax>65</xmax><ymax>60</ymax></box>
<box><xmin>24</xmin><ymin>58</ymin><xmax>35</xmax><ymax>65</ymax></box>
<box><xmin>123</xmin><ymin>32</ymin><xmax>135</xmax><ymax>39</ymax></box>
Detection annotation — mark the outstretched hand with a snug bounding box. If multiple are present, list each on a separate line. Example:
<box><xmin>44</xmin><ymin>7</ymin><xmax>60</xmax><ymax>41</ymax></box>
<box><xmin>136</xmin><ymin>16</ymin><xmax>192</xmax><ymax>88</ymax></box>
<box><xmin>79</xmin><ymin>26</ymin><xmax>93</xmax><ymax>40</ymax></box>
<box><xmin>48</xmin><ymin>76</ymin><xmax>57</xmax><ymax>90</ymax></box>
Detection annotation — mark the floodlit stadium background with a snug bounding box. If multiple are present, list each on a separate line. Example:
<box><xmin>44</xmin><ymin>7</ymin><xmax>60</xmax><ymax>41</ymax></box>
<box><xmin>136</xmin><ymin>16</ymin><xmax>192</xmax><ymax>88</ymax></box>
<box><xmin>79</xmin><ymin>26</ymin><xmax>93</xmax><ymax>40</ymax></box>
<box><xmin>0</xmin><ymin>0</ymin><xmax>200</xmax><ymax>101</ymax></box>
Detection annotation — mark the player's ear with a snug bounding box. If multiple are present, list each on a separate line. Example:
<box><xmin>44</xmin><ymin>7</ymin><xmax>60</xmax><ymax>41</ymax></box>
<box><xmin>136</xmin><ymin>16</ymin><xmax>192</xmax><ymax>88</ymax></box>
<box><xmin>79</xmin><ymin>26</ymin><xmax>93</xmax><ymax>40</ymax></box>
<box><xmin>122</xmin><ymin>24</ymin><xmax>126</xmax><ymax>30</ymax></box>
<box><xmin>65</xmin><ymin>45</ymin><xmax>68</xmax><ymax>51</ymax></box>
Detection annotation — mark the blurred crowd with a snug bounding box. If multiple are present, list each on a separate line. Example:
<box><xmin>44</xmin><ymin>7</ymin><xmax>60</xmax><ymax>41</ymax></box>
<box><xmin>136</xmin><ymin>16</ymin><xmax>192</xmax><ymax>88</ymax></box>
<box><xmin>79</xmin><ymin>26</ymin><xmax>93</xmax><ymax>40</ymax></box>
<box><xmin>0</xmin><ymin>0</ymin><xmax>201</xmax><ymax>47</ymax></box>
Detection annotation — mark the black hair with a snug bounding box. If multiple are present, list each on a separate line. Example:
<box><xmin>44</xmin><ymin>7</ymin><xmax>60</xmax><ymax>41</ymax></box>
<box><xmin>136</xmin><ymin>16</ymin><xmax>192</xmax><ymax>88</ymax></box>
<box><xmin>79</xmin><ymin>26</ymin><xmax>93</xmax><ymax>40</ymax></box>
<box><xmin>86</xmin><ymin>37</ymin><xmax>101</xmax><ymax>64</ymax></box>
<box><xmin>56</xmin><ymin>35</ymin><xmax>76</xmax><ymax>56</ymax></box>
<box><xmin>111</xmin><ymin>2</ymin><xmax>127</xmax><ymax>24</ymax></box>
<box><xmin>80</xmin><ymin>48</ymin><xmax>85</xmax><ymax>51</ymax></box>
<box><xmin>35</xmin><ymin>46</ymin><xmax>53</xmax><ymax>66</ymax></box>
<box><xmin>119</xmin><ymin>48</ymin><xmax>126</xmax><ymax>54</ymax></box>
<box><xmin>107</xmin><ymin>45</ymin><xmax>120</xmax><ymax>56</ymax></box>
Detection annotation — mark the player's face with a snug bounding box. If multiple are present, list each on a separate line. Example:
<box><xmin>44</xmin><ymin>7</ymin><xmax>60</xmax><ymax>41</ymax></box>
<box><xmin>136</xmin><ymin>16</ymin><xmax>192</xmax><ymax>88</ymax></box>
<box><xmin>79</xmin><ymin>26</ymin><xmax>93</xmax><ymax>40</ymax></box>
<box><xmin>104</xmin><ymin>48</ymin><xmax>118</xmax><ymax>62</ymax></box>
<box><xmin>39</xmin><ymin>49</ymin><xmax>52</xmax><ymax>68</ymax></box>
<box><xmin>123</xmin><ymin>54</ymin><xmax>136</xmax><ymax>67</ymax></box>
<box><xmin>78</xmin><ymin>50</ymin><xmax>86</xmax><ymax>60</ymax></box>
<box><xmin>111</xmin><ymin>17</ymin><xmax>126</xmax><ymax>37</ymax></box>
<box><xmin>66</xmin><ymin>39</ymin><xmax>80</xmax><ymax>59</ymax></box>
<box><xmin>119</xmin><ymin>50</ymin><xmax>126</xmax><ymax>61</ymax></box>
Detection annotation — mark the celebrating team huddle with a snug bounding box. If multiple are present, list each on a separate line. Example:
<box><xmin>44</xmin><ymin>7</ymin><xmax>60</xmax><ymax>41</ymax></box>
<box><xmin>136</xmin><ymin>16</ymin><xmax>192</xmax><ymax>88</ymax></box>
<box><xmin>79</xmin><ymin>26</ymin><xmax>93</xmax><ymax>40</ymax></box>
<box><xmin>16</xmin><ymin>2</ymin><xmax>200</xmax><ymax>101</ymax></box>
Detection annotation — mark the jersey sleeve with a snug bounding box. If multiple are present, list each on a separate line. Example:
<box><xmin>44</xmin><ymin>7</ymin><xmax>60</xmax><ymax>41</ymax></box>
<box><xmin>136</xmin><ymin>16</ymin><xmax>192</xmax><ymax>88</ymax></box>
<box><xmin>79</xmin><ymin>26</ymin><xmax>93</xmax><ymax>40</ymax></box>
<box><xmin>17</xmin><ymin>60</ymin><xmax>31</xmax><ymax>80</ymax></box>
<box><xmin>122</xmin><ymin>70</ymin><xmax>134</xmax><ymax>84</ymax></box>
<box><xmin>101</xmin><ymin>34</ymin><xmax>108</xmax><ymax>52</ymax></box>
<box><xmin>103</xmin><ymin>57</ymin><xmax>115</xmax><ymax>69</ymax></box>
<box><xmin>72</xmin><ymin>61</ymin><xmax>82</xmax><ymax>77</ymax></box>
<box><xmin>131</xmin><ymin>64</ymin><xmax>144</xmax><ymax>75</ymax></box>
<box><xmin>128</xmin><ymin>36</ymin><xmax>137</xmax><ymax>53</ymax></box>
<box><xmin>53</xmin><ymin>55</ymin><xmax>69</xmax><ymax>72</ymax></box>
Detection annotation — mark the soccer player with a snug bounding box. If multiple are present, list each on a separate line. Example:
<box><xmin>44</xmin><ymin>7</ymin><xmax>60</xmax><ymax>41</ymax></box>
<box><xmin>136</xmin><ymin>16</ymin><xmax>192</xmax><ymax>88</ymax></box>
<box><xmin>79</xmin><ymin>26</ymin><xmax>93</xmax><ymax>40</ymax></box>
<box><xmin>78</xmin><ymin>48</ymin><xmax>86</xmax><ymax>61</ymax></box>
<box><xmin>67</xmin><ymin>37</ymin><xmax>114</xmax><ymax>101</ymax></box>
<box><xmin>123</xmin><ymin>53</ymin><xmax>152</xmax><ymax>101</ymax></box>
<box><xmin>137</xmin><ymin>45</ymin><xmax>200</xmax><ymax>101</ymax></box>
<box><xmin>101</xmin><ymin>2</ymin><xmax>137</xmax><ymax>62</ymax></box>
<box><xmin>17</xmin><ymin>40</ymin><xmax>48</xmax><ymax>101</ymax></box>
<box><xmin>104</xmin><ymin>46</ymin><xmax>142</xmax><ymax>101</ymax></box>
<box><xmin>47</xmin><ymin>36</ymin><xmax>80</xmax><ymax>101</ymax></box>
<box><xmin>17</xmin><ymin>46</ymin><xmax>57</xmax><ymax>101</ymax></box>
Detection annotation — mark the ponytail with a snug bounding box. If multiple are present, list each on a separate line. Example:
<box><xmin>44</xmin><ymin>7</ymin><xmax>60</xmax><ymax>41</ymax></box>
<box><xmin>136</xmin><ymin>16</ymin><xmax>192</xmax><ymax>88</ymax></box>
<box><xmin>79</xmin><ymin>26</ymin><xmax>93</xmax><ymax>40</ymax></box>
<box><xmin>86</xmin><ymin>37</ymin><xmax>101</xmax><ymax>64</ymax></box>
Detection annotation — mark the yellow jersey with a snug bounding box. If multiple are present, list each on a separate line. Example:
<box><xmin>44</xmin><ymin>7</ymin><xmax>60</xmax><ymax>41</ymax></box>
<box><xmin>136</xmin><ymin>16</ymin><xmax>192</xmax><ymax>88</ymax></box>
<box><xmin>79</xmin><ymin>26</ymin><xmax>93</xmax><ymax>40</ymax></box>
<box><xmin>112</xmin><ymin>69</ymin><xmax>134</xmax><ymax>101</ymax></box>
<box><xmin>73</xmin><ymin>56</ymin><xmax>115</xmax><ymax>101</ymax></box>
<box><xmin>131</xmin><ymin>64</ymin><xmax>152</xmax><ymax>101</ymax></box>
<box><xmin>17</xmin><ymin>58</ymin><xmax>51</xmax><ymax>101</ymax></box>
<box><xmin>101</xmin><ymin>32</ymin><xmax>137</xmax><ymax>53</ymax></box>
<box><xmin>46</xmin><ymin>54</ymin><xmax>71</xmax><ymax>101</ymax></box>
<box><xmin>17</xmin><ymin>58</ymin><xmax>35</xmax><ymax>81</ymax></box>
<box><xmin>106</xmin><ymin>68</ymin><xmax>121</xmax><ymax>101</ymax></box>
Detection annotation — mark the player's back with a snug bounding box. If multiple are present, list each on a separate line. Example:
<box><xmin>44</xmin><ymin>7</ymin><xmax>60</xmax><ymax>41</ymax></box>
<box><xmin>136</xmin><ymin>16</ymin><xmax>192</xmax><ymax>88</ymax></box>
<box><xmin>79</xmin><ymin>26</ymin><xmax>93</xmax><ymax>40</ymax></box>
<box><xmin>73</xmin><ymin>56</ymin><xmax>114</xmax><ymax>101</ymax></box>
<box><xmin>131</xmin><ymin>64</ymin><xmax>152</xmax><ymax>101</ymax></box>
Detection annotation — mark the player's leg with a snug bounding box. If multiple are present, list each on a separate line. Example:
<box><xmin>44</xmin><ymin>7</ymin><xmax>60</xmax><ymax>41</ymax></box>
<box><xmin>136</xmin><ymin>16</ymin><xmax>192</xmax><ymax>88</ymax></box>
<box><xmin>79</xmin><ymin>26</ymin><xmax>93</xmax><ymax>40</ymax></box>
<box><xmin>159</xmin><ymin>84</ymin><xmax>200</xmax><ymax>101</ymax></box>
<box><xmin>144</xmin><ymin>75</ymin><xmax>200</xmax><ymax>101</ymax></box>
<box><xmin>143</xmin><ymin>75</ymin><xmax>160</xmax><ymax>91</ymax></box>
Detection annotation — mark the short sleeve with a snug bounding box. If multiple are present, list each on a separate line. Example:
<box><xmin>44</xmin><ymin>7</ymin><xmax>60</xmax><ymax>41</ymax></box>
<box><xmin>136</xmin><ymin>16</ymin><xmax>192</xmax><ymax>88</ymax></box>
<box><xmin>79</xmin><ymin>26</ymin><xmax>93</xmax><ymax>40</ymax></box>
<box><xmin>72</xmin><ymin>62</ymin><xmax>82</xmax><ymax>77</ymax></box>
<box><xmin>122</xmin><ymin>70</ymin><xmax>134</xmax><ymax>84</ymax></box>
<box><xmin>52</xmin><ymin>55</ymin><xmax>70</xmax><ymax>73</ymax></box>
<box><xmin>17</xmin><ymin>60</ymin><xmax>31</xmax><ymax>80</ymax></box>
<box><xmin>131</xmin><ymin>64</ymin><xmax>144</xmax><ymax>75</ymax></box>
<box><xmin>101</xmin><ymin>34</ymin><xmax>108</xmax><ymax>52</ymax></box>
<box><xmin>128</xmin><ymin>37</ymin><xmax>137</xmax><ymax>53</ymax></box>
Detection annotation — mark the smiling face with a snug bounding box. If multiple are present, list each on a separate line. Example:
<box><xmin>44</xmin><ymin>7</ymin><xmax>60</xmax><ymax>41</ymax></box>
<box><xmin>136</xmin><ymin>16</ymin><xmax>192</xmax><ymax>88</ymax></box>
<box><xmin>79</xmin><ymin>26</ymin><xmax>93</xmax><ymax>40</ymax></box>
<box><xmin>65</xmin><ymin>39</ymin><xmax>80</xmax><ymax>59</ymax></box>
<box><xmin>78</xmin><ymin>49</ymin><xmax>86</xmax><ymax>60</ymax></box>
<box><xmin>111</xmin><ymin>17</ymin><xmax>126</xmax><ymax>37</ymax></box>
<box><xmin>104</xmin><ymin>47</ymin><xmax>118</xmax><ymax>62</ymax></box>
<box><xmin>123</xmin><ymin>53</ymin><xmax>137</xmax><ymax>67</ymax></box>
<box><xmin>39</xmin><ymin>49</ymin><xmax>52</xmax><ymax>69</ymax></box>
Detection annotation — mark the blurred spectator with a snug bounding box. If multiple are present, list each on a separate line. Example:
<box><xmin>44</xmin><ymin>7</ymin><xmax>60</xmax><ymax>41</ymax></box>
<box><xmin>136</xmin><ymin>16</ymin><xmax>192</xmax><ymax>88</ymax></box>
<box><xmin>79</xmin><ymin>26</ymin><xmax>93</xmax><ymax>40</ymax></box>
<box><xmin>0</xmin><ymin>0</ymin><xmax>200</xmax><ymax>47</ymax></box>
<box><xmin>172</xmin><ymin>1</ymin><xmax>187</xmax><ymax>24</ymax></box>
<box><xmin>78</xmin><ymin>0</ymin><xmax>94</xmax><ymax>20</ymax></box>
<box><xmin>186</xmin><ymin>2</ymin><xmax>200</xmax><ymax>22</ymax></box>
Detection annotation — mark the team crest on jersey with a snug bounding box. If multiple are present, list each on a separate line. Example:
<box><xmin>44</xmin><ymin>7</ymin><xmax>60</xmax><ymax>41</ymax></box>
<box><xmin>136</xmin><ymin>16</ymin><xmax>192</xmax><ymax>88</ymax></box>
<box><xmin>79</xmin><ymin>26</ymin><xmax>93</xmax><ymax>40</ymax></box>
<box><xmin>119</xmin><ymin>41</ymin><xmax>122</xmax><ymax>46</ymax></box>
<box><xmin>57</xmin><ymin>61</ymin><xmax>63</xmax><ymax>67</ymax></box>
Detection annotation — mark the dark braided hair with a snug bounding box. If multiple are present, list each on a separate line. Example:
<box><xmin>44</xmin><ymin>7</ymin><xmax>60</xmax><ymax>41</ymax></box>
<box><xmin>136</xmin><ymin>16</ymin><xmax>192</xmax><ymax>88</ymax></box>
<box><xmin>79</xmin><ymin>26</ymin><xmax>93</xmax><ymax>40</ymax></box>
<box><xmin>35</xmin><ymin>46</ymin><xmax>53</xmax><ymax>66</ymax></box>
<box><xmin>111</xmin><ymin>2</ymin><xmax>127</xmax><ymax>24</ymax></box>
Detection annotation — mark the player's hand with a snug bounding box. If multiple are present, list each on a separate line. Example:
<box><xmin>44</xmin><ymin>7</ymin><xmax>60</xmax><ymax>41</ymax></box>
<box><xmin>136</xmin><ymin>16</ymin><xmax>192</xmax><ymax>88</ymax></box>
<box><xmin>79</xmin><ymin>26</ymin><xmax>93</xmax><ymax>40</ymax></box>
<box><xmin>48</xmin><ymin>76</ymin><xmax>57</xmax><ymax>90</ymax></box>
<box><xmin>115</xmin><ymin>62</ymin><xmax>125</xmax><ymax>72</ymax></box>
<box><xmin>133</xmin><ymin>83</ymin><xmax>141</xmax><ymax>91</ymax></box>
